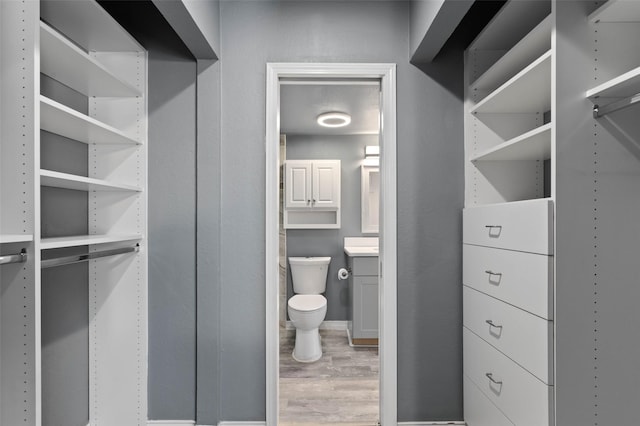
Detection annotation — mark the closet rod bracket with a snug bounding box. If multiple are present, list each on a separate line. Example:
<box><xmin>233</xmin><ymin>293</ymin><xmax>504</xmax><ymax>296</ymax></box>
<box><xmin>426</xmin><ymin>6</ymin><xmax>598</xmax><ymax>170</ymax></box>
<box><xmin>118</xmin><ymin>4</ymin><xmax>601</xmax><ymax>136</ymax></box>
<box><xmin>0</xmin><ymin>249</ymin><xmax>28</xmax><ymax>266</ymax></box>
<box><xmin>593</xmin><ymin>93</ymin><xmax>640</xmax><ymax>118</ymax></box>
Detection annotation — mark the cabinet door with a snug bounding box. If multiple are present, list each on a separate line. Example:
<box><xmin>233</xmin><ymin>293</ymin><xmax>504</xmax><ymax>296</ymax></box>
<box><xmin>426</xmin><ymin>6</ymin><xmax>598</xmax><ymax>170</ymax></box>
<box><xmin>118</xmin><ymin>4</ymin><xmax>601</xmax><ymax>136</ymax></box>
<box><xmin>353</xmin><ymin>275</ymin><xmax>378</xmax><ymax>339</ymax></box>
<box><xmin>312</xmin><ymin>160</ymin><xmax>340</xmax><ymax>208</ymax></box>
<box><xmin>285</xmin><ymin>160</ymin><xmax>311</xmax><ymax>209</ymax></box>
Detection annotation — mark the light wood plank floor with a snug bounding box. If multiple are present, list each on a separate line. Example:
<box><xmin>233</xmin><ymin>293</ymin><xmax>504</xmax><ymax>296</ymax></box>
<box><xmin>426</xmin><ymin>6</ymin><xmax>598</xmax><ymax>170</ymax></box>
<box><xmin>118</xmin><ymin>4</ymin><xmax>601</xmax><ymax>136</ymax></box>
<box><xmin>279</xmin><ymin>329</ymin><xmax>379</xmax><ymax>425</ymax></box>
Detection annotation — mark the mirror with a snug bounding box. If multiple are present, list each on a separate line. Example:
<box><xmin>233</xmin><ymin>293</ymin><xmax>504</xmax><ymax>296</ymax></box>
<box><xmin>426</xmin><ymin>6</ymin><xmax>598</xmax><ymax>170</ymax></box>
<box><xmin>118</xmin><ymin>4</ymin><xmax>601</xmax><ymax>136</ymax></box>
<box><xmin>361</xmin><ymin>165</ymin><xmax>379</xmax><ymax>234</ymax></box>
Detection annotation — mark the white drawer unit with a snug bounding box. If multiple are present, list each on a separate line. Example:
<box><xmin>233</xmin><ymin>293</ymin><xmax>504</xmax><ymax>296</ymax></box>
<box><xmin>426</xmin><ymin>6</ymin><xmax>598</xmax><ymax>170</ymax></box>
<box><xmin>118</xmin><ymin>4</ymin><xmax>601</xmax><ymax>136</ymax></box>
<box><xmin>463</xmin><ymin>244</ymin><xmax>553</xmax><ymax>319</ymax></box>
<box><xmin>464</xmin><ymin>328</ymin><xmax>553</xmax><ymax>426</ymax></box>
<box><xmin>463</xmin><ymin>199</ymin><xmax>553</xmax><ymax>255</ymax></box>
<box><xmin>464</xmin><ymin>376</ymin><xmax>514</xmax><ymax>426</ymax></box>
<box><xmin>463</xmin><ymin>286</ymin><xmax>553</xmax><ymax>384</ymax></box>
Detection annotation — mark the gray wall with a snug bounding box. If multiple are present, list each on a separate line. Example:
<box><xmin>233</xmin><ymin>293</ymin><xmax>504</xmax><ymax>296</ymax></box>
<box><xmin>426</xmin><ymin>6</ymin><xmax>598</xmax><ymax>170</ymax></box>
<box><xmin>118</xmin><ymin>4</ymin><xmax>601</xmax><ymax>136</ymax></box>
<box><xmin>409</xmin><ymin>0</ymin><xmax>473</xmax><ymax>62</ymax></box>
<box><xmin>217</xmin><ymin>1</ymin><xmax>464</xmax><ymax>422</ymax></box>
<box><xmin>286</xmin><ymin>134</ymin><xmax>378</xmax><ymax>321</ymax></box>
<box><xmin>147</xmin><ymin>39</ymin><xmax>197</xmax><ymax>422</ymax></box>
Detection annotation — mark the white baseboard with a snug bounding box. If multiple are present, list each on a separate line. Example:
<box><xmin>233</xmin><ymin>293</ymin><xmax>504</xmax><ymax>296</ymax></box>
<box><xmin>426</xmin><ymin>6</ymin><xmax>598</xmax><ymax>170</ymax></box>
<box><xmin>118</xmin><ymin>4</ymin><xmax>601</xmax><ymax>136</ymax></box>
<box><xmin>146</xmin><ymin>420</ymin><xmax>462</xmax><ymax>426</ymax></box>
<box><xmin>218</xmin><ymin>422</ymin><xmax>266</xmax><ymax>426</ymax></box>
<box><xmin>285</xmin><ymin>320</ymin><xmax>348</xmax><ymax>330</ymax></box>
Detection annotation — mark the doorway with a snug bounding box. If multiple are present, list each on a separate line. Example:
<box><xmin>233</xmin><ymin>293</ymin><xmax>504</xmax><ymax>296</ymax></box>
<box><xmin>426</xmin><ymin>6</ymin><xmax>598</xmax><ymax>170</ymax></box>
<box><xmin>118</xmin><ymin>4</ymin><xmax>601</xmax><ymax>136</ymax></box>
<box><xmin>265</xmin><ymin>63</ymin><xmax>397</xmax><ymax>425</ymax></box>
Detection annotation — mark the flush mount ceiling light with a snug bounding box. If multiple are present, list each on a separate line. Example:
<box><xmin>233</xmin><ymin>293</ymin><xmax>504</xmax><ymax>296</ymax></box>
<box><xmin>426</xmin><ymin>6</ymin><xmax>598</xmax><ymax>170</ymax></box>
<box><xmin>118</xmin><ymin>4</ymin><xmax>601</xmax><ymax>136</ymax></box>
<box><xmin>317</xmin><ymin>112</ymin><xmax>351</xmax><ymax>128</ymax></box>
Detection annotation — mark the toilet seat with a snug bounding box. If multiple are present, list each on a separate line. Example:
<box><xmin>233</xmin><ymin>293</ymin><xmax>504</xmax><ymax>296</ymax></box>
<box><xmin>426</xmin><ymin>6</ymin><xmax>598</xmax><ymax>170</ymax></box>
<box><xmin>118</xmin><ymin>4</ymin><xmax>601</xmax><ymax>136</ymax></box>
<box><xmin>288</xmin><ymin>294</ymin><xmax>326</xmax><ymax>312</ymax></box>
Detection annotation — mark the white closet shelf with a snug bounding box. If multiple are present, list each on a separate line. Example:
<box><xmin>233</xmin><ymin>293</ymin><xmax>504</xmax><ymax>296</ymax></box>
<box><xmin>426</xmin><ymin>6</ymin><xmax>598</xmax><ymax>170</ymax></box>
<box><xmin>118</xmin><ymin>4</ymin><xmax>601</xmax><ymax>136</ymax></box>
<box><xmin>0</xmin><ymin>234</ymin><xmax>34</xmax><ymax>244</ymax></box>
<box><xmin>41</xmin><ymin>96</ymin><xmax>141</xmax><ymax>145</ymax></box>
<box><xmin>41</xmin><ymin>0</ymin><xmax>143</xmax><ymax>52</ymax></box>
<box><xmin>589</xmin><ymin>0</ymin><xmax>640</xmax><ymax>23</ymax></box>
<box><xmin>471</xmin><ymin>15</ymin><xmax>551</xmax><ymax>92</ymax></box>
<box><xmin>586</xmin><ymin>66</ymin><xmax>640</xmax><ymax>101</ymax></box>
<box><xmin>40</xmin><ymin>170</ymin><xmax>142</xmax><ymax>192</ymax></box>
<box><xmin>472</xmin><ymin>123</ymin><xmax>552</xmax><ymax>162</ymax></box>
<box><xmin>41</xmin><ymin>234</ymin><xmax>142</xmax><ymax>250</ymax></box>
<box><xmin>40</xmin><ymin>21</ymin><xmax>141</xmax><ymax>97</ymax></box>
<box><xmin>471</xmin><ymin>50</ymin><xmax>552</xmax><ymax>115</ymax></box>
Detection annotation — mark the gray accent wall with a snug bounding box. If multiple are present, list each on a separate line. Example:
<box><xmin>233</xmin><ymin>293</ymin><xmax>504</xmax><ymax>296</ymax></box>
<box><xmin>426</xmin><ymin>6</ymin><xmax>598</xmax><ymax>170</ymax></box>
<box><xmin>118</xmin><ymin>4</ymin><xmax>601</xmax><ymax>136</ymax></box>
<box><xmin>218</xmin><ymin>1</ymin><xmax>464</xmax><ymax>422</ymax></box>
<box><xmin>285</xmin><ymin>134</ymin><xmax>379</xmax><ymax>321</ymax></box>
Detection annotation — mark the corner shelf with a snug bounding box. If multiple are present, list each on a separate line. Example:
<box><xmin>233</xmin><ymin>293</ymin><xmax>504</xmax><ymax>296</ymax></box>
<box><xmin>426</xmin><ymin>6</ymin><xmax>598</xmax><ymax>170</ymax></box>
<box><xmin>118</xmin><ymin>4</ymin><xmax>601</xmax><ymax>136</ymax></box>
<box><xmin>40</xmin><ymin>21</ymin><xmax>141</xmax><ymax>97</ymax></box>
<box><xmin>472</xmin><ymin>123</ymin><xmax>552</xmax><ymax>162</ymax></box>
<box><xmin>41</xmin><ymin>234</ymin><xmax>142</xmax><ymax>250</ymax></box>
<box><xmin>589</xmin><ymin>0</ymin><xmax>640</xmax><ymax>23</ymax></box>
<box><xmin>471</xmin><ymin>50</ymin><xmax>552</xmax><ymax>115</ymax></box>
<box><xmin>0</xmin><ymin>234</ymin><xmax>34</xmax><ymax>244</ymax></box>
<box><xmin>41</xmin><ymin>96</ymin><xmax>141</xmax><ymax>145</ymax></box>
<box><xmin>471</xmin><ymin>15</ymin><xmax>552</xmax><ymax>93</ymax></box>
<box><xmin>40</xmin><ymin>169</ymin><xmax>141</xmax><ymax>192</ymax></box>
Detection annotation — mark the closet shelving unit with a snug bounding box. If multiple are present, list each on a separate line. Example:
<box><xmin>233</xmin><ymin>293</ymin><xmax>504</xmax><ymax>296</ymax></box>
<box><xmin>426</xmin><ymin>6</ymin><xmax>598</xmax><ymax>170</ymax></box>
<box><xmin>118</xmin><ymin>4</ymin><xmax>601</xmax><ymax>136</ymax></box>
<box><xmin>2</xmin><ymin>0</ymin><xmax>148</xmax><ymax>424</ymax></box>
<box><xmin>549</xmin><ymin>0</ymin><xmax>640</xmax><ymax>424</ymax></box>
<box><xmin>586</xmin><ymin>0</ymin><xmax>640</xmax><ymax>118</ymax></box>
<box><xmin>463</xmin><ymin>1</ymin><xmax>554</xmax><ymax>425</ymax></box>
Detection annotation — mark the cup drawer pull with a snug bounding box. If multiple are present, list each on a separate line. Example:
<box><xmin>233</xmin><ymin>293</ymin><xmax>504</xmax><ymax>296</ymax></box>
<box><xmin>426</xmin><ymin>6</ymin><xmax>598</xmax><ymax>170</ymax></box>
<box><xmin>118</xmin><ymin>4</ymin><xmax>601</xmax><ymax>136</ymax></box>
<box><xmin>485</xmin><ymin>372</ymin><xmax>503</xmax><ymax>385</ymax></box>
<box><xmin>485</xmin><ymin>319</ymin><xmax>503</xmax><ymax>329</ymax></box>
<box><xmin>484</xmin><ymin>225</ymin><xmax>503</xmax><ymax>237</ymax></box>
<box><xmin>485</xmin><ymin>270</ymin><xmax>502</xmax><ymax>277</ymax></box>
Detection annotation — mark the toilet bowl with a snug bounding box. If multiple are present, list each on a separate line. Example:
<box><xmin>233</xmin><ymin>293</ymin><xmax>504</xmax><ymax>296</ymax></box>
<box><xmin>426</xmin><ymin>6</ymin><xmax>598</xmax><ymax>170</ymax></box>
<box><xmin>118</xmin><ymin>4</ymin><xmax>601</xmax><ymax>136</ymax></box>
<box><xmin>288</xmin><ymin>256</ymin><xmax>331</xmax><ymax>362</ymax></box>
<box><xmin>288</xmin><ymin>295</ymin><xmax>327</xmax><ymax>362</ymax></box>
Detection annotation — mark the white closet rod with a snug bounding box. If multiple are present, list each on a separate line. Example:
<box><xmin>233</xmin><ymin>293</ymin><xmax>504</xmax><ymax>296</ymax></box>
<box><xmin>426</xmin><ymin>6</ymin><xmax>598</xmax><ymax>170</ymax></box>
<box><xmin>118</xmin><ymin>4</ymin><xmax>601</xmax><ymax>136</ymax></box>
<box><xmin>0</xmin><ymin>249</ymin><xmax>28</xmax><ymax>265</ymax></box>
<box><xmin>41</xmin><ymin>244</ymin><xmax>139</xmax><ymax>269</ymax></box>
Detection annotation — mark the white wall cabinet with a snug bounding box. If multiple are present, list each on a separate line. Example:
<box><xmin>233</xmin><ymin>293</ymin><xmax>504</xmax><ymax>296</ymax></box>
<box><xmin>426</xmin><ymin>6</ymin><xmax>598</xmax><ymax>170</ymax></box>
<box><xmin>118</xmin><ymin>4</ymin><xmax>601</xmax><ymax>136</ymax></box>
<box><xmin>284</xmin><ymin>159</ymin><xmax>341</xmax><ymax>229</ymax></box>
<box><xmin>1</xmin><ymin>0</ymin><xmax>147</xmax><ymax>424</ymax></box>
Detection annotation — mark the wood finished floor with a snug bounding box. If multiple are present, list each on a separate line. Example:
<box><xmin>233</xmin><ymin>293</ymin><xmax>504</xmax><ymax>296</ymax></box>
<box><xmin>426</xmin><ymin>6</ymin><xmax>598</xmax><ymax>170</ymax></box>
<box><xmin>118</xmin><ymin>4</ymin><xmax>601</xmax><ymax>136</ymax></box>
<box><xmin>279</xmin><ymin>329</ymin><xmax>379</xmax><ymax>425</ymax></box>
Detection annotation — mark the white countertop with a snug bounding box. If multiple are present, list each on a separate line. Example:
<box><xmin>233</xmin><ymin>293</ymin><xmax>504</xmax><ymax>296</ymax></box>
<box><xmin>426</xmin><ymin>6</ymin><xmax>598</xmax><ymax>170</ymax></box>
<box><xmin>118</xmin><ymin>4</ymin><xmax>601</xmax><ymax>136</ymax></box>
<box><xmin>344</xmin><ymin>237</ymin><xmax>379</xmax><ymax>257</ymax></box>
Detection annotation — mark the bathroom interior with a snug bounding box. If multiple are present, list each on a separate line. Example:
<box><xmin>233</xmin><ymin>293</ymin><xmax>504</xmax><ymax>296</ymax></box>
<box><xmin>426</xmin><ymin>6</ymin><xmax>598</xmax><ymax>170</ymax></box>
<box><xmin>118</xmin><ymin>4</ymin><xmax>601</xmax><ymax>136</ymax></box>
<box><xmin>278</xmin><ymin>79</ymin><xmax>382</xmax><ymax>424</ymax></box>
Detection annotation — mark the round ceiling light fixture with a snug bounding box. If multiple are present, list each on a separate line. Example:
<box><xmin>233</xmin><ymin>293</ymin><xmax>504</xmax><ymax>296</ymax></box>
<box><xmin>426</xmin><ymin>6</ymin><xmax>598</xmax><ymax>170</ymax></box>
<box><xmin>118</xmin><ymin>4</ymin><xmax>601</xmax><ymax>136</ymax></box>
<box><xmin>317</xmin><ymin>112</ymin><xmax>351</xmax><ymax>128</ymax></box>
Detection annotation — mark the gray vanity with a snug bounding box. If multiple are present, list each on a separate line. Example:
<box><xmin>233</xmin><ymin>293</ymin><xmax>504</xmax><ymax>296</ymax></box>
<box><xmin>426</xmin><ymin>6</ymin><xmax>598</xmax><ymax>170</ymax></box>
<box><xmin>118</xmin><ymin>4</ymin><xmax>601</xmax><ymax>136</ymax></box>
<box><xmin>344</xmin><ymin>237</ymin><xmax>379</xmax><ymax>346</ymax></box>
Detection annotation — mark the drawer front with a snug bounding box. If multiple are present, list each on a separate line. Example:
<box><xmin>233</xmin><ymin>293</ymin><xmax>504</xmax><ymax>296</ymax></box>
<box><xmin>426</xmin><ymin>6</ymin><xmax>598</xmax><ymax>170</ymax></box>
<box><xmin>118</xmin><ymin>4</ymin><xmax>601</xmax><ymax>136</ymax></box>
<box><xmin>464</xmin><ymin>286</ymin><xmax>553</xmax><ymax>384</ymax></box>
<box><xmin>464</xmin><ymin>328</ymin><xmax>553</xmax><ymax>426</ymax></box>
<box><xmin>350</xmin><ymin>256</ymin><xmax>378</xmax><ymax>276</ymax></box>
<box><xmin>463</xmin><ymin>244</ymin><xmax>553</xmax><ymax>319</ymax></box>
<box><xmin>464</xmin><ymin>376</ymin><xmax>514</xmax><ymax>426</ymax></box>
<box><xmin>463</xmin><ymin>199</ymin><xmax>553</xmax><ymax>254</ymax></box>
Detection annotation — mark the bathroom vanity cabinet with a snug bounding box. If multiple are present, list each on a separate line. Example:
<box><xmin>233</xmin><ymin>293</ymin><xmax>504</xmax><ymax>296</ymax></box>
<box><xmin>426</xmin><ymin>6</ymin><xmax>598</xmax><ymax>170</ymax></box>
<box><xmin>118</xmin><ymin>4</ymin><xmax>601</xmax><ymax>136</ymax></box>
<box><xmin>284</xmin><ymin>159</ymin><xmax>341</xmax><ymax>229</ymax></box>
<box><xmin>348</xmin><ymin>256</ymin><xmax>378</xmax><ymax>346</ymax></box>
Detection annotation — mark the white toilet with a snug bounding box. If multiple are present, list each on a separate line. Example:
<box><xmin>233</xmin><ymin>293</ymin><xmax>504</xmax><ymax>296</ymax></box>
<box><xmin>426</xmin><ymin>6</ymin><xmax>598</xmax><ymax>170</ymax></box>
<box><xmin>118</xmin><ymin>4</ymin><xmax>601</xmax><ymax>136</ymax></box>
<box><xmin>288</xmin><ymin>256</ymin><xmax>330</xmax><ymax>362</ymax></box>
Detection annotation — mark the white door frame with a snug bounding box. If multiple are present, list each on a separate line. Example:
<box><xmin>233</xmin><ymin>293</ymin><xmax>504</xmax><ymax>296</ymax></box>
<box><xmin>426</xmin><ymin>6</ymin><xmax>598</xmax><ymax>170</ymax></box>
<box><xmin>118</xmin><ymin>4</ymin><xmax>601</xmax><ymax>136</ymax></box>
<box><xmin>265</xmin><ymin>62</ymin><xmax>397</xmax><ymax>425</ymax></box>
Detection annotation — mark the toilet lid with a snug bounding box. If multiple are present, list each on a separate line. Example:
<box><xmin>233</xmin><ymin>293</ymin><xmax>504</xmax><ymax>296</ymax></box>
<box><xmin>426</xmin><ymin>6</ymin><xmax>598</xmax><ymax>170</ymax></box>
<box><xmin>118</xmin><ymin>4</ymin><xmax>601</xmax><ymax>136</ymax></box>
<box><xmin>288</xmin><ymin>294</ymin><xmax>326</xmax><ymax>311</ymax></box>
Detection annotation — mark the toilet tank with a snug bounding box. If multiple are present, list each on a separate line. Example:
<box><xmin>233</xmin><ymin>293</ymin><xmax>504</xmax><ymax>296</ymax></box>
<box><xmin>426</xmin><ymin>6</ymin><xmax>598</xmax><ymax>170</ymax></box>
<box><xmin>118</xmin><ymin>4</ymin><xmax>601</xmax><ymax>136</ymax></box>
<box><xmin>289</xmin><ymin>257</ymin><xmax>331</xmax><ymax>294</ymax></box>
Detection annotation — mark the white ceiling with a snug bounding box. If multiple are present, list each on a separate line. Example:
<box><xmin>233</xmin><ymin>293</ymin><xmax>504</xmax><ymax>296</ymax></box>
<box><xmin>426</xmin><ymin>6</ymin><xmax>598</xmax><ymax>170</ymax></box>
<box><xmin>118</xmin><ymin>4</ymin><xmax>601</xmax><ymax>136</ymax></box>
<box><xmin>280</xmin><ymin>82</ymin><xmax>380</xmax><ymax>136</ymax></box>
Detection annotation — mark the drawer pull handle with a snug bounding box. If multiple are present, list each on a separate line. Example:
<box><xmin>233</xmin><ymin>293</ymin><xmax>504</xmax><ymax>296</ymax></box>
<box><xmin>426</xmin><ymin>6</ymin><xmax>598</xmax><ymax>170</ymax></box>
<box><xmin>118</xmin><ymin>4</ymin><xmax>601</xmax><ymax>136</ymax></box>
<box><xmin>485</xmin><ymin>225</ymin><xmax>503</xmax><ymax>238</ymax></box>
<box><xmin>485</xmin><ymin>319</ymin><xmax>503</xmax><ymax>329</ymax></box>
<box><xmin>485</xmin><ymin>372</ymin><xmax>503</xmax><ymax>385</ymax></box>
<box><xmin>485</xmin><ymin>270</ymin><xmax>502</xmax><ymax>277</ymax></box>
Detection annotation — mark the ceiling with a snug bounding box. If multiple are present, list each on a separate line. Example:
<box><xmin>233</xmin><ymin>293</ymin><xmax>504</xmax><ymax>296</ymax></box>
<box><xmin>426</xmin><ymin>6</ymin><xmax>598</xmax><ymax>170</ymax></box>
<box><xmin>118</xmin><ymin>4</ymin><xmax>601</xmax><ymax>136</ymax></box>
<box><xmin>280</xmin><ymin>81</ymin><xmax>380</xmax><ymax>136</ymax></box>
